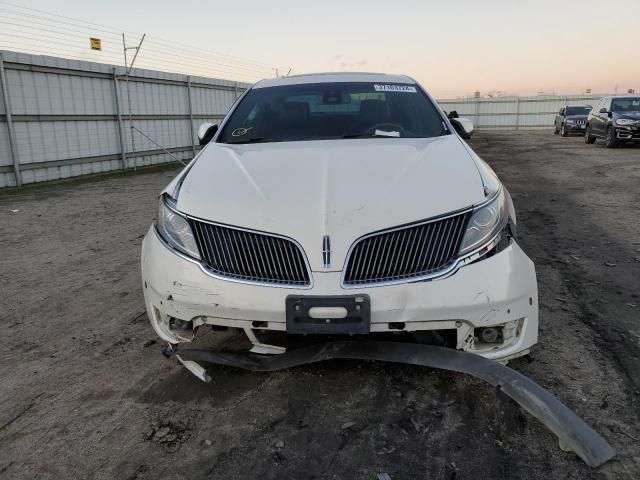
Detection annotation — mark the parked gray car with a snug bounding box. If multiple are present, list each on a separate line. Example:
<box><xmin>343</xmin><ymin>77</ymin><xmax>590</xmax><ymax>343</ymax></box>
<box><xmin>585</xmin><ymin>96</ymin><xmax>640</xmax><ymax>147</ymax></box>
<box><xmin>553</xmin><ymin>105</ymin><xmax>591</xmax><ymax>137</ymax></box>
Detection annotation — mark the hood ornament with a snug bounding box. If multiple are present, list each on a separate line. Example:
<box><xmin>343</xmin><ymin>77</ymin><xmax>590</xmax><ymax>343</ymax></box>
<box><xmin>322</xmin><ymin>235</ymin><xmax>331</xmax><ymax>269</ymax></box>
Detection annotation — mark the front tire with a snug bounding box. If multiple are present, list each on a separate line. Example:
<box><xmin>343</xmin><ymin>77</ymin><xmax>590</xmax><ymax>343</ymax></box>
<box><xmin>560</xmin><ymin>123</ymin><xmax>568</xmax><ymax>137</ymax></box>
<box><xmin>605</xmin><ymin>125</ymin><xmax>617</xmax><ymax>148</ymax></box>
<box><xmin>585</xmin><ymin>124</ymin><xmax>596</xmax><ymax>144</ymax></box>
<box><xmin>554</xmin><ymin>123</ymin><xmax>559</xmax><ymax>134</ymax></box>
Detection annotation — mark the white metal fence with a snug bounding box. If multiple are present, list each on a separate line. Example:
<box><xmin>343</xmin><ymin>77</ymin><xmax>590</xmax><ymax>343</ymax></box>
<box><xmin>438</xmin><ymin>94</ymin><xmax>613</xmax><ymax>131</ymax></box>
<box><xmin>1</xmin><ymin>49</ymin><xmax>621</xmax><ymax>189</ymax></box>
<box><xmin>0</xmin><ymin>50</ymin><xmax>249</xmax><ymax>188</ymax></box>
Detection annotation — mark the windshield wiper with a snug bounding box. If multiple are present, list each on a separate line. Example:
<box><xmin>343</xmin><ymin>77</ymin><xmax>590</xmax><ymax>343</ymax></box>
<box><xmin>342</xmin><ymin>131</ymin><xmax>400</xmax><ymax>139</ymax></box>
<box><xmin>228</xmin><ymin>137</ymin><xmax>270</xmax><ymax>144</ymax></box>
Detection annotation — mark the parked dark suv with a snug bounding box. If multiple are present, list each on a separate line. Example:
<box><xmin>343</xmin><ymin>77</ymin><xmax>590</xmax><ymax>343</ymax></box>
<box><xmin>554</xmin><ymin>105</ymin><xmax>591</xmax><ymax>137</ymax></box>
<box><xmin>585</xmin><ymin>96</ymin><xmax>640</xmax><ymax>147</ymax></box>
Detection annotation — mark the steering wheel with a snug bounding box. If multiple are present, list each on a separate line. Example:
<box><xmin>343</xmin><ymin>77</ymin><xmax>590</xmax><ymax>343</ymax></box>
<box><xmin>365</xmin><ymin>122</ymin><xmax>408</xmax><ymax>136</ymax></box>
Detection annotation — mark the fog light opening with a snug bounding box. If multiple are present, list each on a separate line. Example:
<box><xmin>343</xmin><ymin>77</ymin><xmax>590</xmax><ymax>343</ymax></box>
<box><xmin>476</xmin><ymin>326</ymin><xmax>503</xmax><ymax>344</ymax></box>
<box><xmin>169</xmin><ymin>317</ymin><xmax>193</xmax><ymax>332</ymax></box>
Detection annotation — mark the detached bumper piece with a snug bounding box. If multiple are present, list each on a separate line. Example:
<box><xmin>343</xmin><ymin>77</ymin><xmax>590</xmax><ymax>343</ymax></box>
<box><xmin>171</xmin><ymin>341</ymin><xmax>615</xmax><ymax>468</ymax></box>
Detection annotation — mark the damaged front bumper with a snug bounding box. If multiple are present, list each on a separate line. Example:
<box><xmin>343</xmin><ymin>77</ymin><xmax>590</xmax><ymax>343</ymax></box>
<box><xmin>142</xmin><ymin>227</ymin><xmax>614</xmax><ymax>468</ymax></box>
<box><xmin>141</xmin><ymin>226</ymin><xmax>539</xmax><ymax>361</ymax></box>
<box><xmin>167</xmin><ymin>341</ymin><xmax>615</xmax><ymax>468</ymax></box>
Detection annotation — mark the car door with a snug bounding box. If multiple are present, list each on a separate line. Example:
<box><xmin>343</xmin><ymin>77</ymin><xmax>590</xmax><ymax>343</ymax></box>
<box><xmin>590</xmin><ymin>99</ymin><xmax>602</xmax><ymax>135</ymax></box>
<box><xmin>593</xmin><ymin>98</ymin><xmax>609</xmax><ymax>135</ymax></box>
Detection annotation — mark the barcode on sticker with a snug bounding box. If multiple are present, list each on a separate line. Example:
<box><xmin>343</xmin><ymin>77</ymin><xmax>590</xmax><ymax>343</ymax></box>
<box><xmin>373</xmin><ymin>84</ymin><xmax>417</xmax><ymax>93</ymax></box>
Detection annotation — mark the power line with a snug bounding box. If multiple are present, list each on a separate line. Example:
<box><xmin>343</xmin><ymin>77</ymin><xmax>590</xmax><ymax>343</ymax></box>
<box><xmin>0</xmin><ymin>6</ymin><xmax>274</xmax><ymax>72</ymax></box>
<box><xmin>0</xmin><ymin>1</ymin><xmax>289</xmax><ymax>77</ymax></box>
<box><xmin>0</xmin><ymin>30</ymin><xmax>263</xmax><ymax>82</ymax></box>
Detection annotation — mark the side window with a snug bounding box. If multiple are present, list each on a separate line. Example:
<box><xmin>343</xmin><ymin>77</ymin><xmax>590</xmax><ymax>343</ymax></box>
<box><xmin>559</xmin><ymin>107</ymin><xmax>565</xmax><ymax>115</ymax></box>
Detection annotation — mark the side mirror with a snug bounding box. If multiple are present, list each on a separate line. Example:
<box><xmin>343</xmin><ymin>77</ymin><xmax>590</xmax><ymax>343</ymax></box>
<box><xmin>599</xmin><ymin>107</ymin><xmax>608</xmax><ymax>114</ymax></box>
<box><xmin>197</xmin><ymin>123</ymin><xmax>218</xmax><ymax>145</ymax></box>
<box><xmin>450</xmin><ymin>117</ymin><xmax>474</xmax><ymax>139</ymax></box>
<box><xmin>447</xmin><ymin>110</ymin><xmax>460</xmax><ymax>119</ymax></box>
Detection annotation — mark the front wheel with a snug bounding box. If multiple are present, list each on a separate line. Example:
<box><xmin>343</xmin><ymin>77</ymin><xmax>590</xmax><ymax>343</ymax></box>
<box><xmin>554</xmin><ymin>123</ymin><xmax>559</xmax><ymax>134</ymax></box>
<box><xmin>584</xmin><ymin>124</ymin><xmax>596</xmax><ymax>144</ymax></box>
<box><xmin>605</xmin><ymin>125</ymin><xmax>617</xmax><ymax>148</ymax></box>
<box><xmin>560</xmin><ymin>123</ymin><xmax>568</xmax><ymax>137</ymax></box>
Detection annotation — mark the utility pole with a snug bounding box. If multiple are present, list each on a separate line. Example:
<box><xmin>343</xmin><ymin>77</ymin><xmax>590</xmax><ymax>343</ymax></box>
<box><xmin>122</xmin><ymin>33</ymin><xmax>146</xmax><ymax>171</ymax></box>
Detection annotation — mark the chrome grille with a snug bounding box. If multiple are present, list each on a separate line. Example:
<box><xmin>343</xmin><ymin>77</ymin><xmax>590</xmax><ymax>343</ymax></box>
<box><xmin>190</xmin><ymin>219</ymin><xmax>311</xmax><ymax>287</ymax></box>
<box><xmin>343</xmin><ymin>211</ymin><xmax>470</xmax><ymax>286</ymax></box>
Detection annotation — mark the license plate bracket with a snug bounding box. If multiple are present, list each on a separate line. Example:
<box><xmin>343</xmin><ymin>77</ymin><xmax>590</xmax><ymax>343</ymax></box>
<box><xmin>286</xmin><ymin>295</ymin><xmax>371</xmax><ymax>335</ymax></box>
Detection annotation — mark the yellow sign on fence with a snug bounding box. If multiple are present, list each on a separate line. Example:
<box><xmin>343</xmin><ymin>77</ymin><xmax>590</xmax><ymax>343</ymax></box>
<box><xmin>90</xmin><ymin>38</ymin><xmax>102</xmax><ymax>51</ymax></box>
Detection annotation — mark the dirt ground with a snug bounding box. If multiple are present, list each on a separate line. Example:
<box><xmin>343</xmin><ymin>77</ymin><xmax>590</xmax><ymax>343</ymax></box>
<box><xmin>1</xmin><ymin>131</ymin><xmax>639</xmax><ymax>480</ymax></box>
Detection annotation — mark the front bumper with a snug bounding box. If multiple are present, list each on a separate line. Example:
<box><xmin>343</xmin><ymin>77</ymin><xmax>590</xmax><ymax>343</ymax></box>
<box><xmin>564</xmin><ymin>123</ymin><xmax>586</xmax><ymax>132</ymax></box>
<box><xmin>142</xmin><ymin>226</ymin><xmax>539</xmax><ymax>360</ymax></box>
<box><xmin>169</xmin><ymin>341</ymin><xmax>614</xmax><ymax>468</ymax></box>
<box><xmin>615</xmin><ymin>125</ymin><xmax>640</xmax><ymax>141</ymax></box>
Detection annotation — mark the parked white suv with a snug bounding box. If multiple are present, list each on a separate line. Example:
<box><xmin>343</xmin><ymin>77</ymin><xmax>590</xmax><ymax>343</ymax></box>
<box><xmin>141</xmin><ymin>72</ymin><xmax>538</xmax><ymax>379</ymax></box>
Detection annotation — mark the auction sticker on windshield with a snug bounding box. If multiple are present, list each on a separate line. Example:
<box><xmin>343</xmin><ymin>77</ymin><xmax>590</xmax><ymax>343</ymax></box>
<box><xmin>374</xmin><ymin>84</ymin><xmax>417</xmax><ymax>93</ymax></box>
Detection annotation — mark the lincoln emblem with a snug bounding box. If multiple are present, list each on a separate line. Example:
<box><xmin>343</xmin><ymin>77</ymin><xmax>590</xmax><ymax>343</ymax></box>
<box><xmin>322</xmin><ymin>235</ymin><xmax>331</xmax><ymax>268</ymax></box>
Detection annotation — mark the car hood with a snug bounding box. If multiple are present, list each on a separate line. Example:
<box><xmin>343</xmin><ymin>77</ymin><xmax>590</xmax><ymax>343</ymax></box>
<box><xmin>615</xmin><ymin>111</ymin><xmax>640</xmax><ymax>120</ymax></box>
<box><xmin>176</xmin><ymin>136</ymin><xmax>486</xmax><ymax>271</ymax></box>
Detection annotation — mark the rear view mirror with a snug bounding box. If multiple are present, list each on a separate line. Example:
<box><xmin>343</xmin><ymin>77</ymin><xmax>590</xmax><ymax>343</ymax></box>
<box><xmin>197</xmin><ymin>123</ymin><xmax>218</xmax><ymax>145</ymax></box>
<box><xmin>450</xmin><ymin>117</ymin><xmax>474</xmax><ymax>139</ymax></box>
<box><xmin>599</xmin><ymin>108</ymin><xmax>608</xmax><ymax>114</ymax></box>
<box><xmin>448</xmin><ymin>110</ymin><xmax>460</xmax><ymax>119</ymax></box>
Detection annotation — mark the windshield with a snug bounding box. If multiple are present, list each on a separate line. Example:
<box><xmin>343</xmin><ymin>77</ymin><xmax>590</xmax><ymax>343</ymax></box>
<box><xmin>565</xmin><ymin>106</ymin><xmax>592</xmax><ymax>116</ymax></box>
<box><xmin>217</xmin><ymin>82</ymin><xmax>448</xmax><ymax>144</ymax></box>
<box><xmin>611</xmin><ymin>98</ymin><xmax>640</xmax><ymax>113</ymax></box>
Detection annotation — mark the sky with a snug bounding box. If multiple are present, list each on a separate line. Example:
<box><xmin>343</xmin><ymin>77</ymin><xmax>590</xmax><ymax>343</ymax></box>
<box><xmin>11</xmin><ymin>0</ymin><xmax>640</xmax><ymax>98</ymax></box>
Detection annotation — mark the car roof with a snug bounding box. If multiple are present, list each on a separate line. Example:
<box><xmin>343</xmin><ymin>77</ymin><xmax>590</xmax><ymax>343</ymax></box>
<box><xmin>253</xmin><ymin>72</ymin><xmax>416</xmax><ymax>89</ymax></box>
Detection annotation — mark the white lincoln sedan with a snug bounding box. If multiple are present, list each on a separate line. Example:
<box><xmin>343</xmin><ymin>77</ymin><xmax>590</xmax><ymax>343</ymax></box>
<box><xmin>141</xmin><ymin>72</ymin><xmax>538</xmax><ymax>380</ymax></box>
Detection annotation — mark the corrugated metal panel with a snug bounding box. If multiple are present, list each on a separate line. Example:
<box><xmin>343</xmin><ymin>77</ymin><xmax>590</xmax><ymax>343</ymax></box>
<box><xmin>191</xmin><ymin>85</ymin><xmax>237</xmax><ymax>116</ymax></box>
<box><xmin>0</xmin><ymin>122</ymin><xmax>10</xmax><ymax>166</ymax></box>
<box><xmin>0</xmin><ymin>50</ymin><xmax>250</xmax><ymax>186</ymax></box>
<box><xmin>438</xmin><ymin>93</ymin><xmax>613</xmax><ymax>130</ymax></box>
<box><xmin>12</xmin><ymin>120</ymin><xmax>120</xmax><ymax>164</ymax></box>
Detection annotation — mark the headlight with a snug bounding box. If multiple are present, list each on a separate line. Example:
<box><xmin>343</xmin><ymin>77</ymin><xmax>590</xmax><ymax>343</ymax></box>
<box><xmin>566</xmin><ymin>119</ymin><xmax>575</xmax><ymax>124</ymax></box>
<box><xmin>458</xmin><ymin>188</ymin><xmax>509</xmax><ymax>255</ymax></box>
<box><xmin>156</xmin><ymin>195</ymin><xmax>200</xmax><ymax>259</ymax></box>
<box><xmin>615</xmin><ymin>119</ymin><xmax>636</xmax><ymax>126</ymax></box>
